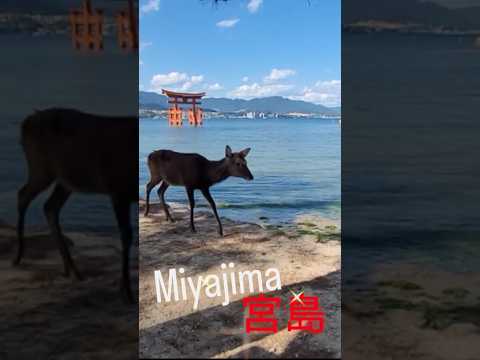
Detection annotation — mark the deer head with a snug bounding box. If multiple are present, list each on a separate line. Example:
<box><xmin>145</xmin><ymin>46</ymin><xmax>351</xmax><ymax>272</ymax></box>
<box><xmin>225</xmin><ymin>145</ymin><xmax>254</xmax><ymax>181</ymax></box>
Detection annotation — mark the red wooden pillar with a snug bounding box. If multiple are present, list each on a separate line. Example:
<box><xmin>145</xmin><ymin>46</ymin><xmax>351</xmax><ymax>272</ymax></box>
<box><xmin>192</xmin><ymin>98</ymin><xmax>197</xmax><ymax>126</ymax></box>
<box><xmin>128</xmin><ymin>0</ymin><xmax>139</xmax><ymax>50</ymax></box>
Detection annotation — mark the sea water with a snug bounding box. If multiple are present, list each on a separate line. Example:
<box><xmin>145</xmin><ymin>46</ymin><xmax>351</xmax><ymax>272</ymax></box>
<box><xmin>139</xmin><ymin>117</ymin><xmax>341</xmax><ymax>225</ymax></box>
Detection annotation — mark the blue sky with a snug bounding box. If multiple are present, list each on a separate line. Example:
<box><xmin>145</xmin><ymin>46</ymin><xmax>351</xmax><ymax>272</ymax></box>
<box><xmin>139</xmin><ymin>0</ymin><xmax>341</xmax><ymax>107</ymax></box>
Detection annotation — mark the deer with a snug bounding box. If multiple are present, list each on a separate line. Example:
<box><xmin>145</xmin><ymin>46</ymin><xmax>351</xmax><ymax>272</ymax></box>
<box><xmin>144</xmin><ymin>146</ymin><xmax>253</xmax><ymax>236</ymax></box>
<box><xmin>13</xmin><ymin>108</ymin><xmax>138</xmax><ymax>303</ymax></box>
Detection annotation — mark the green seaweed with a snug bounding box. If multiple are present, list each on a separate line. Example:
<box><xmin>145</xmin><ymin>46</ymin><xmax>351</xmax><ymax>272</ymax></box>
<box><xmin>422</xmin><ymin>303</ymin><xmax>480</xmax><ymax>330</ymax></box>
<box><xmin>375</xmin><ymin>297</ymin><xmax>418</xmax><ymax>310</ymax></box>
<box><xmin>298</xmin><ymin>221</ymin><xmax>317</xmax><ymax>227</ymax></box>
<box><xmin>442</xmin><ymin>288</ymin><xmax>470</xmax><ymax>299</ymax></box>
<box><xmin>416</xmin><ymin>292</ymin><xmax>440</xmax><ymax>301</ymax></box>
<box><xmin>377</xmin><ymin>280</ymin><xmax>423</xmax><ymax>291</ymax></box>
<box><xmin>272</xmin><ymin>229</ymin><xmax>287</xmax><ymax>237</ymax></box>
<box><xmin>297</xmin><ymin>229</ymin><xmax>317</xmax><ymax>236</ymax></box>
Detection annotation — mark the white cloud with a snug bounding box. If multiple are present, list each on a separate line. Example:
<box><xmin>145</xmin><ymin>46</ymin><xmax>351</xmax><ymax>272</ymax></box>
<box><xmin>315</xmin><ymin>79</ymin><xmax>341</xmax><ymax>88</ymax></box>
<box><xmin>208</xmin><ymin>83</ymin><xmax>223</xmax><ymax>91</ymax></box>
<box><xmin>151</xmin><ymin>72</ymin><xmax>189</xmax><ymax>87</ymax></box>
<box><xmin>229</xmin><ymin>83</ymin><xmax>293</xmax><ymax>98</ymax></box>
<box><xmin>247</xmin><ymin>0</ymin><xmax>263</xmax><ymax>13</ymax></box>
<box><xmin>179</xmin><ymin>81</ymin><xmax>193</xmax><ymax>91</ymax></box>
<box><xmin>216</xmin><ymin>18</ymin><xmax>240</xmax><ymax>28</ymax></box>
<box><xmin>150</xmin><ymin>72</ymin><xmax>221</xmax><ymax>93</ymax></box>
<box><xmin>242</xmin><ymin>76</ymin><xmax>249</xmax><ymax>82</ymax></box>
<box><xmin>289</xmin><ymin>80</ymin><xmax>341</xmax><ymax>107</ymax></box>
<box><xmin>264</xmin><ymin>68</ymin><xmax>296</xmax><ymax>82</ymax></box>
<box><xmin>141</xmin><ymin>0</ymin><xmax>160</xmax><ymax>13</ymax></box>
<box><xmin>191</xmin><ymin>75</ymin><xmax>204</xmax><ymax>84</ymax></box>
<box><xmin>140</xmin><ymin>41</ymin><xmax>153</xmax><ymax>50</ymax></box>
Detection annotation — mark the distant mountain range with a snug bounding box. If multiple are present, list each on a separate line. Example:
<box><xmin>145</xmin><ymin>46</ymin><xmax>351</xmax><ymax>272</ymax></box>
<box><xmin>0</xmin><ymin>1</ymin><xmax>127</xmax><ymax>14</ymax></box>
<box><xmin>139</xmin><ymin>91</ymin><xmax>340</xmax><ymax>115</ymax></box>
<box><xmin>343</xmin><ymin>0</ymin><xmax>480</xmax><ymax>31</ymax></box>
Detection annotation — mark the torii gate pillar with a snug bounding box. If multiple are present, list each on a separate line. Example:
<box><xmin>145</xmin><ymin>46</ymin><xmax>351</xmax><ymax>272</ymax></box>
<box><xmin>162</xmin><ymin>89</ymin><xmax>205</xmax><ymax>127</ymax></box>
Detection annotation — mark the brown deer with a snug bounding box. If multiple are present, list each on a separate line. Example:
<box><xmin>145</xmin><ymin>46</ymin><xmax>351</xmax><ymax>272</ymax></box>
<box><xmin>13</xmin><ymin>108</ymin><xmax>138</xmax><ymax>303</ymax></box>
<box><xmin>144</xmin><ymin>146</ymin><xmax>253</xmax><ymax>236</ymax></box>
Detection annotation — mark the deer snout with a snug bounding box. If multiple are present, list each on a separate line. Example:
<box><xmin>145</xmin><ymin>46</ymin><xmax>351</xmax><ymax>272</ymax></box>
<box><xmin>245</xmin><ymin>171</ymin><xmax>254</xmax><ymax>181</ymax></box>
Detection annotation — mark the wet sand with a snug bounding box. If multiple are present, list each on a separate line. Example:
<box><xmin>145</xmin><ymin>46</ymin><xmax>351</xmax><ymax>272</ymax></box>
<box><xmin>139</xmin><ymin>200</ymin><xmax>341</xmax><ymax>359</ymax></box>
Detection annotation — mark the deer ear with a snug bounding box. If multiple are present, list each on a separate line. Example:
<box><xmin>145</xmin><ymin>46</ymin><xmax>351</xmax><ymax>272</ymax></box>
<box><xmin>225</xmin><ymin>145</ymin><xmax>233</xmax><ymax>158</ymax></box>
<box><xmin>240</xmin><ymin>148</ymin><xmax>251</xmax><ymax>158</ymax></box>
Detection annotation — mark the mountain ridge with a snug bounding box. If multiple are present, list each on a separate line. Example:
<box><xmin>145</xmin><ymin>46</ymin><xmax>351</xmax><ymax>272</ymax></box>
<box><xmin>139</xmin><ymin>91</ymin><xmax>340</xmax><ymax>115</ymax></box>
<box><xmin>343</xmin><ymin>0</ymin><xmax>480</xmax><ymax>30</ymax></box>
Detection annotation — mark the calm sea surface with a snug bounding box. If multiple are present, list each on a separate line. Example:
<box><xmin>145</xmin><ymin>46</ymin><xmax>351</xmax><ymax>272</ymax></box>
<box><xmin>139</xmin><ymin>117</ymin><xmax>341</xmax><ymax>225</ymax></box>
<box><xmin>343</xmin><ymin>33</ymin><xmax>480</xmax><ymax>273</ymax></box>
<box><xmin>0</xmin><ymin>34</ymin><xmax>137</xmax><ymax>234</ymax></box>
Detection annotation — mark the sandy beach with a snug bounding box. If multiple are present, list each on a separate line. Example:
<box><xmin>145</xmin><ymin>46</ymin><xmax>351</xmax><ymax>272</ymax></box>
<box><xmin>0</xmin><ymin>222</ymin><xmax>138</xmax><ymax>359</ymax></box>
<box><xmin>343</xmin><ymin>262</ymin><xmax>480</xmax><ymax>359</ymax></box>
<box><xmin>139</xmin><ymin>200</ymin><xmax>341</xmax><ymax>359</ymax></box>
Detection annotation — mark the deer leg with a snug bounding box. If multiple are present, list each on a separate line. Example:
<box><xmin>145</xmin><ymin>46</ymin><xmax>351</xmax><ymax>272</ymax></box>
<box><xmin>186</xmin><ymin>187</ymin><xmax>196</xmax><ymax>233</ymax></box>
<box><xmin>13</xmin><ymin>178</ymin><xmax>52</xmax><ymax>266</ymax></box>
<box><xmin>112</xmin><ymin>195</ymin><xmax>134</xmax><ymax>304</ymax></box>
<box><xmin>44</xmin><ymin>184</ymin><xmax>82</xmax><ymax>279</ymax></box>
<box><xmin>158</xmin><ymin>181</ymin><xmax>174</xmax><ymax>222</ymax></box>
<box><xmin>144</xmin><ymin>178</ymin><xmax>160</xmax><ymax>216</ymax></box>
<box><xmin>201</xmin><ymin>188</ymin><xmax>223</xmax><ymax>237</ymax></box>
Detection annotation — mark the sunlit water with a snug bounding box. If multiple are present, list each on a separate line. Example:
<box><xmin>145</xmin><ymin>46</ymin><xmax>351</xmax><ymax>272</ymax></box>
<box><xmin>139</xmin><ymin>117</ymin><xmax>341</xmax><ymax>225</ymax></box>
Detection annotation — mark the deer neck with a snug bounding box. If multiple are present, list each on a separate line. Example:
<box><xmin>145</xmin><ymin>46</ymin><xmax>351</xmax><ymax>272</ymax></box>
<box><xmin>207</xmin><ymin>158</ymin><xmax>230</xmax><ymax>185</ymax></box>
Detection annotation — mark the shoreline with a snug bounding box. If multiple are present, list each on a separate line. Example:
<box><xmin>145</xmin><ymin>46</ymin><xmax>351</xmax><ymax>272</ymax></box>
<box><xmin>137</xmin><ymin>198</ymin><xmax>341</xmax><ymax>228</ymax></box>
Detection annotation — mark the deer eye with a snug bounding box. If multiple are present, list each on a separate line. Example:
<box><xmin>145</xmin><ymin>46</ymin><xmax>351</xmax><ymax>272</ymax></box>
<box><xmin>236</xmin><ymin>162</ymin><xmax>241</xmax><ymax>166</ymax></box>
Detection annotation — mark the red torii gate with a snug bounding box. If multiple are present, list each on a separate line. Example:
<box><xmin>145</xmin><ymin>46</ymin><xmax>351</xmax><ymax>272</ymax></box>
<box><xmin>162</xmin><ymin>89</ymin><xmax>205</xmax><ymax>127</ymax></box>
<box><xmin>70</xmin><ymin>0</ymin><xmax>138</xmax><ymax>52</ymax></box>
<box><xmin>70</xmin><ymin>0</ymin><xmax>104</xmax><ymax>51</ymax></box>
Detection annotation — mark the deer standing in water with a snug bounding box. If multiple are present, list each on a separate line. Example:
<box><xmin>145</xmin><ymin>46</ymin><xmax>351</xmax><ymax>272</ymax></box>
<box><xmin>14</xmin><ymin>108</ymin><xmax>138</xmax><ymax>303</ymax></box>
<box><xmin>144</xmin><ymin>146</ymin><xmax>253</xmax><ymax>236</ymax></box>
